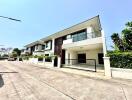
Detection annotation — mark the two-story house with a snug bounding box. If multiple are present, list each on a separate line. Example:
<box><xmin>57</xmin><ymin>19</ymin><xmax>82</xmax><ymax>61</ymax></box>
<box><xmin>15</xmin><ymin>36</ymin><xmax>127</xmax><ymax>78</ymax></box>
<box><xmin>23</xmin><ymin>15</ymin><xmax>110</xmax><ymax>76</ymax></box>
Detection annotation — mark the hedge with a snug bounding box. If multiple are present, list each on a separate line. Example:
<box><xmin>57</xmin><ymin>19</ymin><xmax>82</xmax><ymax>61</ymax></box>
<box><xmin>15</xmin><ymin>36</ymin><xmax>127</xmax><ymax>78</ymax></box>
<box><xmin>107</xmin><ymin>51</ymin><xmax>132</xmax><ymax>69</ymax></box>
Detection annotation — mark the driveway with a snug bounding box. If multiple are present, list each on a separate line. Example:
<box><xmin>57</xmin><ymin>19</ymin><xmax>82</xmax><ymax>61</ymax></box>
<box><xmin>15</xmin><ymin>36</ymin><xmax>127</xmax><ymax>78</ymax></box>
<box><xmin>0</xmin><ymin>61</ymin><xmax>132</xmax><ymax>100</ymax></box>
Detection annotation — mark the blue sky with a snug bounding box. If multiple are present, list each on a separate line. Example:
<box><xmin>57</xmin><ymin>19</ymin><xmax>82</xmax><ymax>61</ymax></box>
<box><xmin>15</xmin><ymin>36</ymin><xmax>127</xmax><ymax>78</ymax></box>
<box><xmin>0</xmin><ymin>0</ymin><xmax>131</xmax><ymax>49</ymax></box>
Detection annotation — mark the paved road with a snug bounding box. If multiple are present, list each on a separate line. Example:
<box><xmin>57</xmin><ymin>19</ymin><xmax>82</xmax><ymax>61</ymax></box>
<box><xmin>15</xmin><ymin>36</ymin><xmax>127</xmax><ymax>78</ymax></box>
<box><xmin>0</xmin><ymin>61</ymin><xmax>132</xmax><ymax>100</ymax></box>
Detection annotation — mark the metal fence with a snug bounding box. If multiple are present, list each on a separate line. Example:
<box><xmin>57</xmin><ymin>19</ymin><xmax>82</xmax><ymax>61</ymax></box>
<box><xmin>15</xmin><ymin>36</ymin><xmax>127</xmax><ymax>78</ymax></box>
<box><xmin>65</xmin><ymin>59</ymin><xmax>97</xmax><ymax>72</ymax></box>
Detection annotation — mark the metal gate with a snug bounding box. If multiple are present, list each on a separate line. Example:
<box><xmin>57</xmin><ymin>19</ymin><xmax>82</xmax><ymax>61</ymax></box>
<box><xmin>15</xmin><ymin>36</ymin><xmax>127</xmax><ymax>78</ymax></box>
<box><xmin>64</xmin><ymin>59</ymin><xmax>97</xmax><ymax>72</ymax></box>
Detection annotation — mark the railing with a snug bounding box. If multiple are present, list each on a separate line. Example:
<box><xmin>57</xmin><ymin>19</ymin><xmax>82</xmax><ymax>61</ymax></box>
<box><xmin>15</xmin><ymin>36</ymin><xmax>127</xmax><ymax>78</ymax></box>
<box><xmin>65</xmin><ymin>59</ymin><xmax>97</xmax><ymax>72</ymax></box>
<box><xmin>63</xmin><ymin>33</ymin><xmax>99</xmax><ymax>45</ymax></box>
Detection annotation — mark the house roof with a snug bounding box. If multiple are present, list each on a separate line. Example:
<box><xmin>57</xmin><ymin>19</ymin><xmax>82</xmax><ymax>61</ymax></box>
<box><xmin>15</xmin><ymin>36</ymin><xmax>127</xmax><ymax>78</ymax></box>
<box><xmin>24</xmin><ymin>15</ymin><xmax>102</xmax><ymax>47</ymax></box>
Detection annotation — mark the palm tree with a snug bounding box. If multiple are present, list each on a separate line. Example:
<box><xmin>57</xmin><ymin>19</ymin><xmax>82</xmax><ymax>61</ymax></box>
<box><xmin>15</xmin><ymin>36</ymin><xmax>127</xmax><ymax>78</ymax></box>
<box><xmin>111</xmin><ymin>33</ymin><xmax>124</xmax><ymax>51</ymax></box>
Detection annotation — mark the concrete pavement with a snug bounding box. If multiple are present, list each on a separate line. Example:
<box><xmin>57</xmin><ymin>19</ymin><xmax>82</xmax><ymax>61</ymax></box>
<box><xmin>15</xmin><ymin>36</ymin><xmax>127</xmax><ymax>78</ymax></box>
<box><xmin>0</xmin><ymin>61</ymin><xmax>132</xmax><ymax>100</ymax></box>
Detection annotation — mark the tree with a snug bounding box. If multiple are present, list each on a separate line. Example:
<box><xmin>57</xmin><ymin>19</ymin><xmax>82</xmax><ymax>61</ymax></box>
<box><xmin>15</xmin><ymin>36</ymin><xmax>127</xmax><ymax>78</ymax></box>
<box><xmin>111</xmin><ymin>33</ymin><xmax>124</xmax><ymax>51</ymax></box>
<box><xmin>11</xmin><ymin>51</ymin><xmax>17</xmax><ymax>57</ymax></box>
<box><xmin>111</xmin><ymin>21</ymin><xmax>132</xmax><ymax>51</ymax></box>
<box><xmin>12</xmin><ymin>48</ymin><xmax>21</xmax><ymax>57</ymax></box>
<box><xmin>122</xmin><ymin>22</ymin><xmax>132</xmax><ymax>50</ymax></box>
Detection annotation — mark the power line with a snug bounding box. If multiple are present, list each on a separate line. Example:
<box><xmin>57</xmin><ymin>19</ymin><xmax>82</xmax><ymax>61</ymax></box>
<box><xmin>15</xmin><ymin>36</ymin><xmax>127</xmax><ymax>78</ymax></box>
<box><xmin>0</xmin><ymin>16</ymin><xmax>21</xmax><ymax>22</ymax></box>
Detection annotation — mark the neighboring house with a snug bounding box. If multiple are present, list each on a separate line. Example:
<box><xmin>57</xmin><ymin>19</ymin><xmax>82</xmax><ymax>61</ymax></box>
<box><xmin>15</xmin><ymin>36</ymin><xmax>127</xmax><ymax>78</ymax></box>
<box><xmin>24</xmin><ymin>15</ymin><xmax>110</xmax><ymax>75</ymax></box>
<box><xmin>22</xmin><ymin>41</ymin><xmax>45</xmax><ymax>56</ymax></box>
<box><xmin>0</xmin><ymin>48</ymin><xmax>13</xmax><ymax>57</ymax></box>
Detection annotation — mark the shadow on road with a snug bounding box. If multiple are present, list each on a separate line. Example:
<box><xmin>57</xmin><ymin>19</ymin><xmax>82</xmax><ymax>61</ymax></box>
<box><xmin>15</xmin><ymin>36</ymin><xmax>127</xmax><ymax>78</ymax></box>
<box><xmin>0</xmin><ymin>72</ymin><xmax>18</xmax><ymax>73</ymax></box>
<box><xmin>0</xmin><ymin>74</ymin><xmax>4</xmax><ymax>88</ymax></box>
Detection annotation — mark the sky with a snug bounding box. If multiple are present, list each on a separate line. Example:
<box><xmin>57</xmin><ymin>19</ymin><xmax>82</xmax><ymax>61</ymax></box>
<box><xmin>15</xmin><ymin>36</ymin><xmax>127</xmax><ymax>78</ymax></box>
<box><xmin>0</xmin><ymin>0</ymin><xmax>132</xmax><ymax>50</ymax></box>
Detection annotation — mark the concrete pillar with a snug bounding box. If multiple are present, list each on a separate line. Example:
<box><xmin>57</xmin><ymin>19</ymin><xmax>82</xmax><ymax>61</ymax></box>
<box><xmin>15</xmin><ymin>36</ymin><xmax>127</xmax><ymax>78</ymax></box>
<box><xmin>57</xmin><ymin>56</ymin><xmax>61</xmax><ymax>68</ymax></box>
<box><xmin>102</xmin><ymin>30</ymin><xmax>111</xmax><ymax>77</ymax></box>
<box><xmin>51</xmin><ymin>38</ymin><xmax>55</xmax><ymax>67</ymax></box>
<box><xmin>52</xmin><ymin>39</ymin><xmax>55</xmax><ymax>52</ymax></box>
<box><xmin>65</xmin><ymin>50</ymin><xmax>69</xmax><ymax>65</ymax></box>
<box><xmin>43</xmin><ymin>58</ymin><xmax>45</xmax><ymax>65</ymax></box>
<box><xmin>101</xmin><ymin>30</ymin><xmax>107</xmax><ymax>56</ymax></box>
<box><xmin>103</xmin><ymin>57</ymin><xmax>111</xmax><ymax>77</ymax></box>
<box><xmin>51</xmin><ymin>59</ymin><xmax>54</xmax><ymax>67</ymax></box>
<box><xmin>28</xmin><ymin>47</ymin><xmax>31</xmax><ymax>53</ymax></box>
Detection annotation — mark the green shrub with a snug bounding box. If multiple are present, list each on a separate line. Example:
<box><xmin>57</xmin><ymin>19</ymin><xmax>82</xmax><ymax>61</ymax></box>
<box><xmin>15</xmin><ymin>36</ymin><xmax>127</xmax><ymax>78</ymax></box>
<box><xmin>107</xmin><ymin>51</ymin><xmax>132</xmax><ymax>69</ymax></box>
<box><xmin>34</xmin><ymin>55</ymin><xmax>38</xmax><ymax>58</ymax></box>
<box><xmin>45</xmin><ymin>56</ymin><xmax>52</xmax><ymax>62</ymax></box>
<box><xmin>23</xmin><ymin>56</ymin><xmax>29</xmax><ymax>60</ymax></box>
<box><xmin>19</xmin><ymin>58</ymin><xmax>23</xmax><ymax>61</ymax></box>
<box><xmin>38</xmin><ymin>56</ymin><xmax>43</xmax><ymax>61</ymax></box>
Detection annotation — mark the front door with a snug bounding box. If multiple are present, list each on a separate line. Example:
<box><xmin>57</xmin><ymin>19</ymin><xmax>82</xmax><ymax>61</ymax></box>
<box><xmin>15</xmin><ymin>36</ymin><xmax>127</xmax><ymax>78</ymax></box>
<box><xmin>98</xmin><ymin>53</ymin><xmax>104</xmax><ymax>64</ymax></box>
<box><xmin>78</xmin><ymin>54</ymin><xmax>86</xmax><ymax>63</ymax></box>
<box><xmin>61</xmin><ymin>50</ymin><xmax>65</xmax><ymax>64</ymax></box>
<box><xmin>54</xmin><ymin>56</ymin><xmax>58</xmax><ymax>67</ymax></box>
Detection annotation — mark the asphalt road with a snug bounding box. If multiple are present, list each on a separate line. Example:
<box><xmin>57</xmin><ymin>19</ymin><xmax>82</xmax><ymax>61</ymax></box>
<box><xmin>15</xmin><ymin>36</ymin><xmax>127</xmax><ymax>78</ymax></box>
<box><xmin>0</xmin><ymin>61</ymin><xmax>132</xmax><ymax>100</ymax></box>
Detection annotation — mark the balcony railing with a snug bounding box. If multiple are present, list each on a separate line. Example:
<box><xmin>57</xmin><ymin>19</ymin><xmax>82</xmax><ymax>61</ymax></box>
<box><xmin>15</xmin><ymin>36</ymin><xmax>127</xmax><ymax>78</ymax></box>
<box><xmin>63</xmin><ymin>33</ymin><xmax>100</xmax><ymax>45</ymax></box>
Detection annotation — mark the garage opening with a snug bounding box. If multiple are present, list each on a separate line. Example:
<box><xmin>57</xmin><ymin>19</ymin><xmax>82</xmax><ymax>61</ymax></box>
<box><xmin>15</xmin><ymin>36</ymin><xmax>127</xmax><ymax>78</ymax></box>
<box><xmin>78</xmin><ymin>54</ymin><xmax>86</xmax><ymax>63</ymax></box>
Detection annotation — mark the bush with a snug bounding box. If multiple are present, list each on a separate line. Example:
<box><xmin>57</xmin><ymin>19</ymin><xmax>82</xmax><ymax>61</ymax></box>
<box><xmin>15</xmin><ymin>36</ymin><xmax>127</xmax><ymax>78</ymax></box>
<box><xmin>38</xmin><ymin>56</ymin><xmax>43</xmax><ymax>61</ymax></box>
<box><xmin>22</xmin><ymin>56</ymin><xmax>29</xmax><ymax>60</ymax></box>
<box><xmin>34</xmin><ymin>55</ymin><xmax>38</xmax><ymax>58</ymax></box>
<box><xmin>45</xmin><ymin>56</ymin><xmax>52</xmax><ymax>62</ymax></box>
<box><xmin>107</xmin><ymin>51</ymin><xmax>132</xmax><ymax>69</ymax></box>
<box><xmin>19</xmin><ymin>58</ymin><xmax>23</xmax><ymax>61</ymax></box>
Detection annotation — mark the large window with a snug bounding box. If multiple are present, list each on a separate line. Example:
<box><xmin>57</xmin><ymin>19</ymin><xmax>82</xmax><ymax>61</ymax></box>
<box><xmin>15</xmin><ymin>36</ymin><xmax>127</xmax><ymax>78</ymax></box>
<box><xmin>45</xmin><ymin>41</ymin><xmax>52</xmax><ymax>50</ymax></box>
<box><xmin>42</xmin><ymin>45</ymin><xmax>45</xmax><ymax>50</ymax></box>
<box><xmin>72</xmin><ymin>29</ymin><xmax>87</xmax><ymax>42</ymax></box>
<box><xmin>35</xmin><ymin>45</ymin><xmax>38</xmax><ymax>50</ymax></box>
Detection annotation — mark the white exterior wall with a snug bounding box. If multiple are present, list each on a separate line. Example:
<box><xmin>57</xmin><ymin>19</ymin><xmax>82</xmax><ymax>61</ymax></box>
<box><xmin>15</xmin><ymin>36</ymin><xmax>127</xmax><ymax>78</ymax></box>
<box><xmin>62</xmin><ymin>37</ymin><xmax>102</xmax><ymax>49</ymax></box>
<box><xmin>111</xmin><ymin>68</ymin><xmax>132</xmax><ymax>79</ymax></box>
<box><xmin>52</xmin><ymin>39</ymin><xmax>55</xmax><ymax>53</ymax></box>
<box><xmin>33</xmin><ymin>52</ymin><xmax>44</xmax><ymax>56</ymax></box>
<box><xmin>65</xmin><ymin>48</ymin><xmax>103</xmax><ymax>65</ymax></box>
<box><xmin>77</xmin><ymin>49</ymin><xmax>103</xmax><ymax>65</ymax></box>
<box><xmin>65</xmin><ymin>50</ymin><xmax>77</xmax><ymax>65</ymax></box>
<box><xmin>43</xmin><ymin>39</ymin><xmax>55</xmax><ymax>67</ymax></box>
<box><xmin>28</xmin><ymin>47</ymin><xmax>31</xmax><ymax>52</ymax></box>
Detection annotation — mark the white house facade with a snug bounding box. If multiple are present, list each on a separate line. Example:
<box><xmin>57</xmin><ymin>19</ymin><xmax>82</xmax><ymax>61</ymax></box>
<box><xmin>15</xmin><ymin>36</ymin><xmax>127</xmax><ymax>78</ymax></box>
<box><xmin>22</xmin><ymin>15</ymin><xmax>111</xmax><ymax>77</ymax></box>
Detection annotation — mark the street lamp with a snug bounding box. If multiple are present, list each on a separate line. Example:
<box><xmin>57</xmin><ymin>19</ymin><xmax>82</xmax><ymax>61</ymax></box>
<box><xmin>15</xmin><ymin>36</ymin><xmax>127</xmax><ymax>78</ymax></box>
<box><xmin>0</xmin><ymin>16</ymin><xmax>21</xmax><ymax>22</ymax></box>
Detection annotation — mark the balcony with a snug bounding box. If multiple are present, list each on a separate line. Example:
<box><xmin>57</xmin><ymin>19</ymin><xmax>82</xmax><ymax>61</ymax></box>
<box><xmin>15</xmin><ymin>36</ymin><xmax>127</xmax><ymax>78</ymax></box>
<box><xmin>21</xmin><ymin>50</ymin><xmax>31</xmax><ymax>55</ymax></box>
<box><xmin>62</xmin><ymin>33</ymin><xmax>103</xmax><ymax>50</ymax></box>
<box><xmin>33</xmin><ymin>51</ymin><xmax>44</xmax><ymax>56</ymax></box>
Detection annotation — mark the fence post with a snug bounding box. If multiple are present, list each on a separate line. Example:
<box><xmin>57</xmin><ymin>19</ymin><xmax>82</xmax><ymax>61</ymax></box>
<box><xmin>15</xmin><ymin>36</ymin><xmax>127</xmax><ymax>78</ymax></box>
<box><xmin>103</xmin><ymin>57</ymin><xmax>111</xmax><ymax>77</ymax></box>
<box><xmin>57</xmin><ymin>56</ymin><xmax>61</xmax><ymax>68</ymax></box>
<box><xmin>94</xmin><ymin>59</ymin><xmax>97</xmax><ymax>72</ymax></box>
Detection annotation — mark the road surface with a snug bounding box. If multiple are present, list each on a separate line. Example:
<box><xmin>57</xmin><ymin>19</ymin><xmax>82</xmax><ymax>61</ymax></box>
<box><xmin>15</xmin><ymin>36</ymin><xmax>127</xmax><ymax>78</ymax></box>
<box><xmin>0</xmin><ymin>61</ymin><xmax>132</xmax><ymax>100</ymax></box>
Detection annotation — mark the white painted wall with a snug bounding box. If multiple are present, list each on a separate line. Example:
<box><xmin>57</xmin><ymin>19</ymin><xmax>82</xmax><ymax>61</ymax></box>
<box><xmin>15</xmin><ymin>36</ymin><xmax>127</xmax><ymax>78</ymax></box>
<box><xmin>65</xmin><ymin>48</ymin><xmax>103</xmax><ymax>65</ymax></box>
<box><xmin>52</xmin><ymin>39</ymin><xmax>55</xmax><ymax>53</ymax></box>
<box><xmin>87</xmin><ymin>27</ymin><xmax>94</xmax><ymax>33</ymax></box>
<box><xmin>33</xmin><ymin>52</ymin><xmax>44</xmax><ymax>56</ymax></box>
<box><xmin>112</xmin><ymin>68</ymin><xmax>132</xmax><ymax>79</ymax></box>
<box><xmin>62</xmin><ymin>37</ymin><xmax>103</xmax><ymax>49</ymax></box>
<box><xmin>63</xmin><ymin>39</ymin><xmax>72</xmax><ymax>44</ymax></box>
<box><xmin>77</xmin><ymin>49</ymin><xmax>103</xmax><ymax>65</ymax></box>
